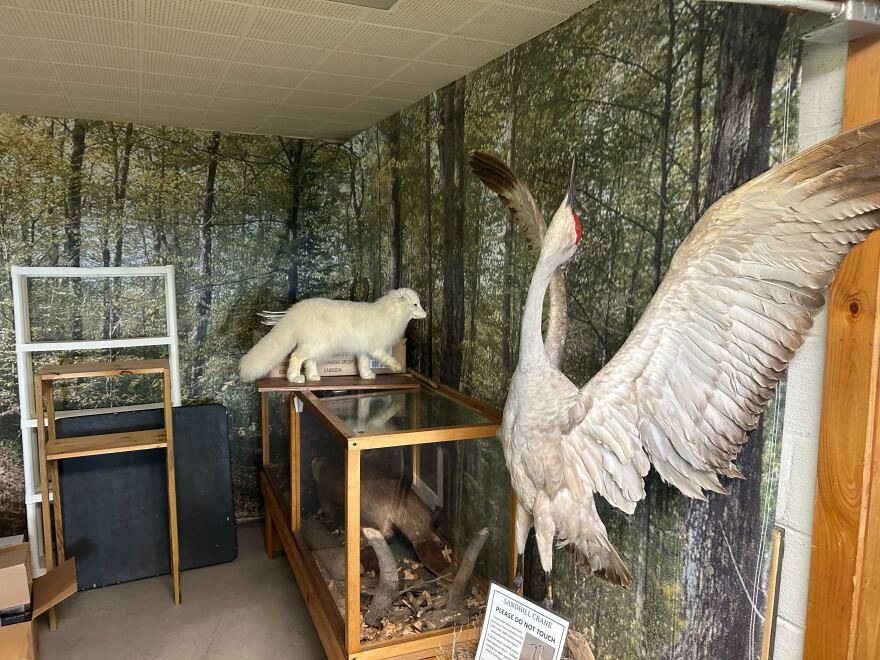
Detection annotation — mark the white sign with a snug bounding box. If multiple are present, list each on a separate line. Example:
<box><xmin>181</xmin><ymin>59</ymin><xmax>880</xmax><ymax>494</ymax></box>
<box><xmin>475</xmin><ymin>583</ymin><xmax>570</xmax><ymax>660</ymax></box>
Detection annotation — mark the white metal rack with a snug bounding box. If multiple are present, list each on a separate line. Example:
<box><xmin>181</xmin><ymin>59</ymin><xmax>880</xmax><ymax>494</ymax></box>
<box><xmin>11</xmin><ymin>265</ymin><xmax>181</xmax><ymax>575</ymax></box>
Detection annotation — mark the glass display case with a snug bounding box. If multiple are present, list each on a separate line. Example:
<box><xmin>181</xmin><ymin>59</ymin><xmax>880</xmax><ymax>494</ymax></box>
<box><xmin>257</xmin><ymin>373</ymin><xmax>512</xmax><ymax>660</ymax></box>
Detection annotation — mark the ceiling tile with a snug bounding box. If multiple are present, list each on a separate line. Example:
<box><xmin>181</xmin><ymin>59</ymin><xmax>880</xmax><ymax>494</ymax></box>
<box><xmin>70</xmin><ymin>98</ymin><xmax>138</xmax><ymax>114</ymax></box>
<box><xmin>144</xmin><ymin>25</ymin><xmax>238</xmax><ymax>59</ymax></box>
<box><xmin>29</xmin><ymin>0</ymin><xmax>138</xmax><ymax>21</ymax></box>
<box><xmin>331</xmin><ymin>107</ymin><xmax>389</xmax><ymax>123</ymax></box>
<box><xmin>144</xmin><ymin>0</ymin><xmax>250</xmax><ymax>36</ymax></box>
<box><xmin>225</xmin><ymin>62</ymin><xmax>308</xmax><ymax>87</ymax></box>
<box><xmin>0</xmin><ymin>58</ymin><xmax>56</xmax><ymax>80</ymax></box>
<box><xmin>143</xmin><ymin>72</ymin><xmax>219</xmax><ymax>95</ymax></box>
<box><xmin>419</xmin><ymin>36</ymin><xmax>509</xmax><ymax>67</ymax></box>
<box><xmin>0</xmin><ymin>36</ymin><xmax>44</xmax><ymax>60</ymax></box>
<box><xmin>141</xmin><ymin>88</ymin><xmax>212</xmax><ymax>109</ymax></box>
<box><xmin>299</xmin><ymin>72</ymin><xmax>382</xmax><ymax>96</ymax></box>
<box><xmin>0</xmin><ymin>7</ymin><xmax>32</xmax><ymax>37</ymax></box>
<box><xmin>215</xmin><ymin>81</ymin><xmax>291</xmax><ymax>103</ymax></box>
<box><xmin>141</xmin><ymin>103</ymin><xmax>205</xmax><ymax>121</ymax></box>
<box><xmin>455</xmin><ymin>5</ymin><xmax>565</xmax><ymax>43</ymax></box>
<box><xmin>259</xmin><ymin>0</ymin><xmax>367</xmax><ymax>21</ymax></box>
<box><xmin>143</xmin><ymin>51</ymin><xmax>227</xmax><ymax>79</ymax></box>
<box><xmin>363</xmin><ymin>0</ymin><xmax>486</xmax><ymax>33</ymax></box>
<box><xmin>1</xmin><ymin>77</ymin><xmax>62</xmax><ymax>94</ymax></box>
<box><xmin>343</xmin><ymin>24</ymin><xmax>437</xmax><ymax>59</ymax></box>
<box><xmin>53</xmin><ymin>62</ymin><xmax>135</xmax><ymax>86</ymax></box>
<box><xmin>247</xmin><ymin>9</ymin><xmax>351</xmax><ymax>49</ymax></box>
<box><xmin>271</xmin><ymin>104</ymin><xmax>336</xmax><ymax>120</ymax></box>
<box><xmin>44</xmin><ymin>41</ymin><xmax>138</xmax><ymax>70</ymax></box>
<box><xmin>62</xmin><ymin>81</ymin><xmax>138</xmax><ymax>103</ymax></box>
<box><xmin>28</xmin><ymin>11</ymin><xmax>135</xmax><ymax>47</ymax></box>
<box><xmin>315</xmin><ymin>50</ymin><xmax>406</xmax><ymax>79</ymax></box>
<box><xmin>234</xmin><ymin>39</ymin><xmax>325</xmax><ymax>69</ymax></box>
<box><xmin>209</xmin><ymin>96</ymin><xmax>278</xmax><ymax>114</ymax></box>
<box><xmin>0</xmin><ymin>91</ymin><xmax>68</xmax><ymax>108</ymax></box>
<box><xmin>281</xmin><ymin>88</ymin><xmax>357</xmax><ymax>109</ymax></box>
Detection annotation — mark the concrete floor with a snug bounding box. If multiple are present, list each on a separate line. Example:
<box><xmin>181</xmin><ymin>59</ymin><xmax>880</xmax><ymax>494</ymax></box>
<box><xmin>38</xmin><ymin>520</ymin><xmax>326</xmax><ymax>660</ymax></box>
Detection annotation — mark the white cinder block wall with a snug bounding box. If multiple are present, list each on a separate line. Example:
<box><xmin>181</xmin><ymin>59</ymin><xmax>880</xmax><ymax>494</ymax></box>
<box><xmin>772</xmin><ymin>39</ymin><xmax>848</xmax><ymax>660</ymax></box>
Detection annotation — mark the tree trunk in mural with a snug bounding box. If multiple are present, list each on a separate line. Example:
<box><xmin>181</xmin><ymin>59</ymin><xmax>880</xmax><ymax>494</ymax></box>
<box><xmin>677</xmin><ymin>7</ymin><xmax>787</xmax><ymax>660</ymax></box>
<box><xmin>66</xmin><ymin>119</ymin><xmax>87</xmax><ymax>339</ymax></box>
<box><xmin>103</xmin><ymin>122</ymin><xmax>133</xmax><ymax>339</ymax></box>
<box><xmin>501</xmin><ymin>50</ymin><xmax>519</xmax><ymax>380</ymax></box>
<box><xmin>191</xmin><ymin>131</ymin><xmax>221</xmax><ymax>385</ymax></box>
<box><xmin>439</xmin><ymin>79</ymin><xmax>466</xmax><ymax>388</ymax></box>
<box><xmin>280</xmin><ymin>137</ymin><xmax>304</xmax><ymax>305</ymax></box>
<box><xmin>389</xmin><ymin>114</ymin><xmax>403</xmax><ymax>289</ymax></box>
<box><xmin>652</xmin><ymin>0</ymin><xmax>676</xmax><ymax>293</ymax></box>
<box><xmin>423</xmin><ymin>98</ymin><xmax>434</xmax><ymax>378</ymax></box>
<box><xmin>686</xmin><ymin>3</ymin><xmax>706</xmax><ymax>229</ymax></box>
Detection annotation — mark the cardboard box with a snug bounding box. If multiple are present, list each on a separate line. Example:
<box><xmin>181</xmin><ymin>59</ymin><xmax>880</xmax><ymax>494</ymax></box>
<box><xmin>266</xmin><ymin>338</ymin><xmax>407</xmax><ymax>379</ymax></box>
<box><xmin>0</xmin><ymin>541</ymin><xmax>77</xmax><ymax>660</ymax></box>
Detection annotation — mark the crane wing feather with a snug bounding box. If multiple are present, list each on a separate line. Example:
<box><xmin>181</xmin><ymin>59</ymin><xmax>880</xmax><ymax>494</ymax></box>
<box><xmin>568</xmin><ymin>121</ymin><xmax>880</xmax><ymax>509</ymax></box>
<box><xmin>470</xmin><ymin>151</ymin><xmax>568</xmax><ymax>366</ymax></box>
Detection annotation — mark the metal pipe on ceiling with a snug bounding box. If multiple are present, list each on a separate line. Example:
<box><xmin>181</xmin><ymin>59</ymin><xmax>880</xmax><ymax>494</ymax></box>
<box><xmin>704</xmin><ymin>0</ymin><xmax>845</xmax><ymax>14</ymax></box>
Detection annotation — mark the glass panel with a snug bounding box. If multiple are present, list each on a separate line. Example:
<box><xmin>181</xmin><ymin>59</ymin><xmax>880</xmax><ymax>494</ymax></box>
<box><xmin>345</xmin><ymin>440</ymin><xmax>507</xmax><ymax>644</ymax></box>
<box><xmin>299</xmin><ymin>410</ymin><xmax>348</xmax><ymax>623</ymax></box>
<box><xmin>264</xmin><ymin>393</ymin><xmax>291</xmax><ymax>514</ymax></box>
<box><xmin>317</xmin><ymin>386</ymin><xmax>492</xmax><ymax>435</ymax></box>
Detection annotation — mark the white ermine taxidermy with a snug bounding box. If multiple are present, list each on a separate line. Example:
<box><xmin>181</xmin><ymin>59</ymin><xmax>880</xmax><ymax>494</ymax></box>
<box><xmin>239</xmin><ymin>288</ymin><xmax>426</xmax><ymax>383</ymax></box>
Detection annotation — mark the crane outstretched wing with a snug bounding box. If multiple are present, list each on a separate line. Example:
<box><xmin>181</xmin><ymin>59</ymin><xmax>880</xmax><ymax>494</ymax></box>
<box><xmin>568</xmin><ymin>121</ymin><xmax>880</xmax><ymax>511</ymax></box>
<box><xmin>470</xmin><ymin>152</ymin><xmax>568</xmax><ymax>366</ymax></box>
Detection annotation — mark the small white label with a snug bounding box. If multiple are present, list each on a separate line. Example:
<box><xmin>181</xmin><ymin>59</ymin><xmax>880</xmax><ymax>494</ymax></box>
<box><xmin>475</xmin><ymin>583</ymin><xmax>569</xmax><ymax>660</ymax></box>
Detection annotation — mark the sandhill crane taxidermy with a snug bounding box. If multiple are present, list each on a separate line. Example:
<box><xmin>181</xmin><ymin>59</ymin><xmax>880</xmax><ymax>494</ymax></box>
<box><xmin>471</xmin><ymin>120</ymin><xmax>880</xmax><ymax>609</ymax></box>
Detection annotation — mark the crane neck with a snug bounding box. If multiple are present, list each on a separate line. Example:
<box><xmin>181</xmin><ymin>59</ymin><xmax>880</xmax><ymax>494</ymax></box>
<box><xmin>519</xmin><ymin>255</ymin><xmax>556</xmax><ymax>364</ymax></box>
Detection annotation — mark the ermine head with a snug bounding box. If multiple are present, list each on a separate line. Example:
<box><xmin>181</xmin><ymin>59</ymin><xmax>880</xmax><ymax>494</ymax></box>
<box><xmin>393</xmin><ymin>288</ymin><xmax>427</xmax><ymax>319</ymax></box>
<box><xmin>542</xmin><ymin>157</ymin><xmax>582</xmax><ymax>269</ymax></box>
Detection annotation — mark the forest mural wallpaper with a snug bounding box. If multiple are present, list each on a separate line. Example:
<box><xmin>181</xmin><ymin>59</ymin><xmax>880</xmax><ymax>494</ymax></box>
<box><xmin>0</xmin><ymin>0</ymin><xmax>801</xmax><ymax>657</ymax></box>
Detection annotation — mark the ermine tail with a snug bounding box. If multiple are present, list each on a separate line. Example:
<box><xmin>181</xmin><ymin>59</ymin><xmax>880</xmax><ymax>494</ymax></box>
<box><xmin>239</xmin><ymin>325</ymin><xmax>295</xmax><ymax>381</ymax></box>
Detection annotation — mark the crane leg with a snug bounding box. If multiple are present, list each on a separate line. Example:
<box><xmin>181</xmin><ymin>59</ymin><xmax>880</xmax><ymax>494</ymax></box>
<box><xmin>532</xmin><ymin>496</ymin><xmax>557</xmax><ymax>611</ymax></box>
<box><xmin>513</xmin><ymin>502</ymin><xmax>531</xmax><ymax>595</ymax></box>
<box><xmin>513</xmin><ymin>554</ymin><xmax>524</xmax><ymax>594</ymax></box>
<box><xmin>543</xmin><ymin>570</ymin><xmax>557</xmax><ymax>612</ymax></box>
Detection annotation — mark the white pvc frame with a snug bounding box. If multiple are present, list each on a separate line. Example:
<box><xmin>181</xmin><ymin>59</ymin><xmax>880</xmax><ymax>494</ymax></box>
<box><xmin>11</xmin><ymin>265</ymin><xmax>181</xmax><ymax>575</ymax></box>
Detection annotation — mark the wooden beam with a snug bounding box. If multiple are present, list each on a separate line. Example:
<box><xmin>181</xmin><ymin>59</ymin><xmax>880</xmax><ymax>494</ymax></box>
<box><xmin>805</xmin><ymin>33</ymin><xmax>880</xmax><ymax>660</ymax></box>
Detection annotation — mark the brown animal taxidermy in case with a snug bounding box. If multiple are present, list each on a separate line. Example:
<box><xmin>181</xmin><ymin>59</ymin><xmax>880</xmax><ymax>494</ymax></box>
<box><xmin>311</xmin><ymin>456</ymin><xmax>451</xmax><ymax>576</ymax></box>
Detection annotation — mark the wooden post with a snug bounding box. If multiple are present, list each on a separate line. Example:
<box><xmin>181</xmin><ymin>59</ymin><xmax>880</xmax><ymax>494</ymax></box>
<box><xmin>290</xmin><ymin>394</ymin><xmax>301</xmax><ymax>532</ymax></box>
<box><xmin>345</xmin><ymin>446</ymin><xmax>361</xmax><ymax>654</ymax></box>
<box><xmin>44</xmin><ymin>382</ymin><xmax>65</xmax><ymax>565</ymax></box>
<box><xmin>261</xmin><ymin>392</ymin><xmax>269</xmax><ymax>467</ymax></box>
<box><xmin>805</xmin><ymin>34</ymin><xmax>880</xmax><ymax>660</ymax></box>
<box><xmin>33</xmin><ymin>376</ymin><xmax>56</xmax><ymax>631</ymax></box>
<box><xmin>163</xmin><ymin>368</ymin><xmax>181</xmax><ymax>605</ymax></box>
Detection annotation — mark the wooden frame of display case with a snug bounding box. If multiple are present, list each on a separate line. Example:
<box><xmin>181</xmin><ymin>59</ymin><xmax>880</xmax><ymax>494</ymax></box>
<box><xmin>256</xmin><ymin>373</ymin><xmax>511</xmax><ymax>660</ymax></box>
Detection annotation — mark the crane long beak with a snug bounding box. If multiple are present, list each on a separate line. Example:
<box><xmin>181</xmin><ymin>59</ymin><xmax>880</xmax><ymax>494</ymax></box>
<box><xmin>566</xmin><ymin>156</ymin><xmax>576</xmax><ymax>208</ymax></box>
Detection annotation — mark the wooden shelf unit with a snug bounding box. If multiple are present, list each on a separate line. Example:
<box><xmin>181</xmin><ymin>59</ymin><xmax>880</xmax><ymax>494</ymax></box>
<box><xmin>34</xmin><ymin>358</ymin><xmax>181</xmax><ymax>630</ymax></box>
